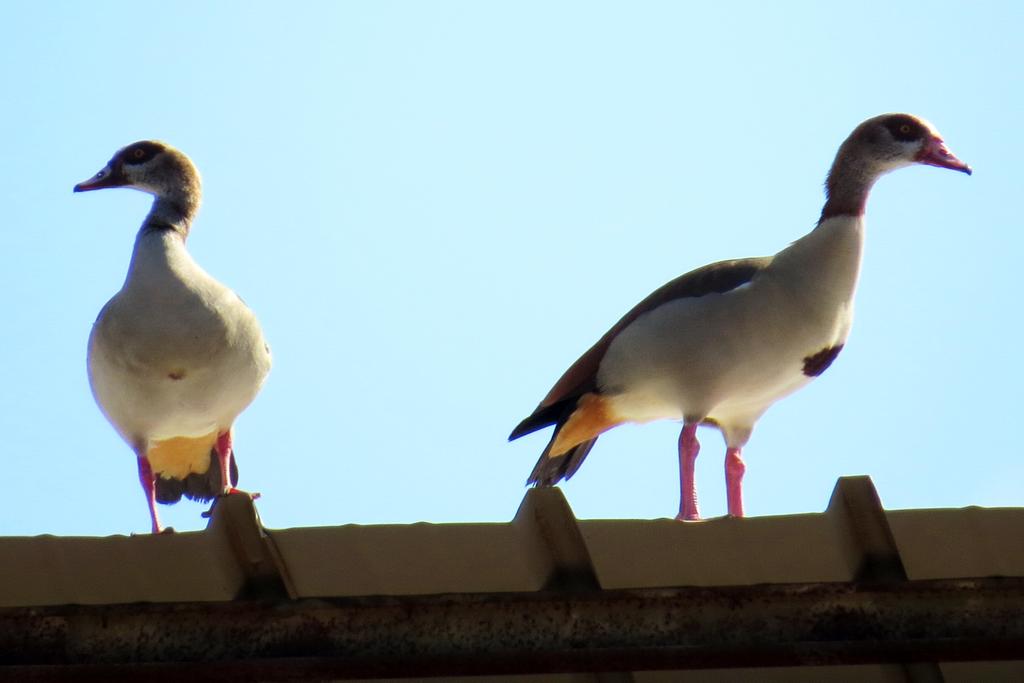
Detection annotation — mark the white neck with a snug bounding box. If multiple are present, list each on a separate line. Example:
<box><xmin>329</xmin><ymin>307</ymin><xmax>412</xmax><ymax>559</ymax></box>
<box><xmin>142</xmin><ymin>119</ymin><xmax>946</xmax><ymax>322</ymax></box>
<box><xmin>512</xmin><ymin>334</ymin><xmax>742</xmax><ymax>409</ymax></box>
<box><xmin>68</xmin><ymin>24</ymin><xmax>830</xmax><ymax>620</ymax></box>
<box><xmin>773</xmin><ymin>214</ymin><xmax>865</xmax><ymax>304</ymax></box>
<box><xmin>123</xmin><ymin>226</ymin><xmax>196</xmax><ymax>291</ymax></box>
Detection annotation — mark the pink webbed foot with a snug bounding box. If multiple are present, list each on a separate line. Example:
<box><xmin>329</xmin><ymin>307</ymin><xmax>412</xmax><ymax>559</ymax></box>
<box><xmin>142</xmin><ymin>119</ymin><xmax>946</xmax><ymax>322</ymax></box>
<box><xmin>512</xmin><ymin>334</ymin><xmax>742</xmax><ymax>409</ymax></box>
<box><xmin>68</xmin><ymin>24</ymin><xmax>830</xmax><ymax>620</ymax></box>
<box><xmin>725</xmin><ymin>446</ymin><xmax>746</xmax><ymax>517</ymax></box>
<box><xmin>675</xmin><ymin>423</ymin><xmax>701</xmax><ymax>521</ymax></box>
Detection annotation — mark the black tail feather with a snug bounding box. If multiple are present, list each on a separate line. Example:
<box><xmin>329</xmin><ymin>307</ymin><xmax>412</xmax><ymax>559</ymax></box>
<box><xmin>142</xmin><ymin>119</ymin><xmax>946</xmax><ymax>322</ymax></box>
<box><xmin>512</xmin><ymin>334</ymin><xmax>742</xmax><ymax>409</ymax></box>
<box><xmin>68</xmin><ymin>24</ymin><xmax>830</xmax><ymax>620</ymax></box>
<box><xmin>527</xmin><ymin>437</ymin><xmax>597</xmax><ymax>487</ymax></box>
<box><xmin>154</xmin><ymin>448</ymin><xmax>239</xmax><ymax>504</ymax></box>
<box><xmin>513</xmin><ymin>395</ymin><xmax>600</xmax><ymax>487</ymax></box>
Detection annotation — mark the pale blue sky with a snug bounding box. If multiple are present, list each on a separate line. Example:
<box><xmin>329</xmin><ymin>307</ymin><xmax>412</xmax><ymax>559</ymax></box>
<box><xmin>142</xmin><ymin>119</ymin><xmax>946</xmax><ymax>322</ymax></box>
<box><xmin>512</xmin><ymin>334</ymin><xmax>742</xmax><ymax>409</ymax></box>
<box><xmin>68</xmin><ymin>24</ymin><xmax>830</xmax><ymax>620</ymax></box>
<box><xmin>0</xmin><ymin>2</ymin><xmax>1019</xmax><ymax>535</ymax></box>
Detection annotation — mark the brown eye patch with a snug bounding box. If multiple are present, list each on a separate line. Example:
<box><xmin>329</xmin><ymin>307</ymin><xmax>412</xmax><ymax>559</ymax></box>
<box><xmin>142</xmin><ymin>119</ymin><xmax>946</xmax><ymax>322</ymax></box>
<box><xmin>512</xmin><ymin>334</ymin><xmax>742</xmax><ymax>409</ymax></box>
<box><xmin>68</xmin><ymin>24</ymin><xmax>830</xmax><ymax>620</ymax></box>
<box><xmin>121</xmin><ymin>140</ymin><xmax>163</xmax><ymax>166</ymax></box>
<box><xmin>885</xmin><ymin>116</ymin><xmax>924</xmax><ymax>143</ymax></box>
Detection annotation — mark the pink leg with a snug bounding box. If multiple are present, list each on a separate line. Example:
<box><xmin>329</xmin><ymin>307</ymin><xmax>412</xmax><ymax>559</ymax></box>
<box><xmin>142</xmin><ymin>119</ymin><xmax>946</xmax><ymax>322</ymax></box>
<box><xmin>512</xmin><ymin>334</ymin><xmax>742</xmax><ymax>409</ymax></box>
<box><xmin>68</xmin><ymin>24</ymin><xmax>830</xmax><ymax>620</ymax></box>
<box><xmin>675</xmin><ymin>423</ymin><xmax>701</xmax><ymax>521</ymax></box>
<box><xmin>136</xmin><ymin>456</ymin><xmax>163</xmax><ymax>534</ymax></box>
<box><xmin>215</xmin><ymin>431</ymin><xmax>237</xmax><ymax>494</ymax></box>
<box><xmin>725</xmin><ymin>447</ymin><xmax>746</xmax><ymax>517</ymax></box>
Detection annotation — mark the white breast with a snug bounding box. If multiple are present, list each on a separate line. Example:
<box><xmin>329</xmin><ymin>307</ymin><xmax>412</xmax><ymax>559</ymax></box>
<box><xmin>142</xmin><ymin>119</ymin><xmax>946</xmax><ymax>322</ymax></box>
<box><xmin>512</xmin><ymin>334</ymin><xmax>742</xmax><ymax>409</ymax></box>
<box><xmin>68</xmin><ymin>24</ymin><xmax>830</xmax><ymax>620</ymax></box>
<box><xmin>88</xmin><ymin>231</ymin><xmax>271</xmax><ymax>447</ymax></box>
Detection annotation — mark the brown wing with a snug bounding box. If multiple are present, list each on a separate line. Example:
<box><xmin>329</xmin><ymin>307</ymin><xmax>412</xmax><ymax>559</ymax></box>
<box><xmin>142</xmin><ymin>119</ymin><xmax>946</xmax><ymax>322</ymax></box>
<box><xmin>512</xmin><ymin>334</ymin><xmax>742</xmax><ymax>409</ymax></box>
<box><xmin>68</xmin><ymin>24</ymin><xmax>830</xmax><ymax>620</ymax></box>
<box><xmin>509</xmin><ymin>256</ymin><xmax>770</xmax><ymax>441</ymax></box>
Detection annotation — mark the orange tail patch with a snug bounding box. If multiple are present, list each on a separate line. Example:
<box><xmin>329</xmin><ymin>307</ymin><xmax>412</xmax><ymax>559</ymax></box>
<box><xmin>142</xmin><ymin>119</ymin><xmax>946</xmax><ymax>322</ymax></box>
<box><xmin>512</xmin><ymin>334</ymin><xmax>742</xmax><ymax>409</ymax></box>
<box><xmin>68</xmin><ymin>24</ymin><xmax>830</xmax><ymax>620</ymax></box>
<box><xmin>549</xmin><ymin>393</ymin><xmax>620</xmax><ymax>457</ymax></box>
<box><xmin>146</xmin><ymin>432</ymin><xmax>218</xmax><ymax>480</ymax></box>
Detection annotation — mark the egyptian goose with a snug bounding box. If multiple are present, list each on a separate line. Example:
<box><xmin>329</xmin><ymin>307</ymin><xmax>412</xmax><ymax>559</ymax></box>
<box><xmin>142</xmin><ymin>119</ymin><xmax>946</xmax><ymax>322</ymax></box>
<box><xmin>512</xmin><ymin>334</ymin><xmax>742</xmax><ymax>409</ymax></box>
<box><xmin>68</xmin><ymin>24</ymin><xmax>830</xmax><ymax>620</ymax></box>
<box><xmin>510</xmin><ymin>113</ymin><xmax>970</xmax><ymax>520</ymax></box>
<box><xmin>75</xmin><ymin>141</ymin><xmax>272</xmax><ymax>533</ymax></box>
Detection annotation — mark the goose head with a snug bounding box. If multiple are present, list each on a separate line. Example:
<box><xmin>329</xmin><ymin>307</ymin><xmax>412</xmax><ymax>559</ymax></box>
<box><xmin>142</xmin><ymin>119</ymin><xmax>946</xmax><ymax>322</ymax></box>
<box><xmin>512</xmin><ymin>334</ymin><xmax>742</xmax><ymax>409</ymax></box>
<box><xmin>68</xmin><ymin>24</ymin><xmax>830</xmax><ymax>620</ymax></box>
<box><xmin>842</xmin><ymin>113</ymin><xmax>972</xmax><ymax>176</ymax></box>
<box><xmin>74</xmin><ymin>141</ymin><xmax>201</xmax><ymax>219</ymax></box>
<box><xmin>823</xmin><ymin>114</ymin><xmax>971</xmax><ymax>219</ymax></box>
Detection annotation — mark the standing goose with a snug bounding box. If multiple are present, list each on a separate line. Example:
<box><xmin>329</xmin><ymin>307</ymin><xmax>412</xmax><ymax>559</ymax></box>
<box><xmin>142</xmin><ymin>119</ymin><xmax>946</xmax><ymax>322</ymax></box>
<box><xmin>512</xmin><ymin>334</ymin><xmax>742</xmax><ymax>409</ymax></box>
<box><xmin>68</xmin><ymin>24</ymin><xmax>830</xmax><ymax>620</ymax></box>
<box><xmin>510</xmin><ymin>113</ymin><xmax>970</xmax><ymax>521</ymax></box>
<box><xmin>75</xmin><ymin>141</ymin><xmax>272</xmax><ymax>533</ymax></box>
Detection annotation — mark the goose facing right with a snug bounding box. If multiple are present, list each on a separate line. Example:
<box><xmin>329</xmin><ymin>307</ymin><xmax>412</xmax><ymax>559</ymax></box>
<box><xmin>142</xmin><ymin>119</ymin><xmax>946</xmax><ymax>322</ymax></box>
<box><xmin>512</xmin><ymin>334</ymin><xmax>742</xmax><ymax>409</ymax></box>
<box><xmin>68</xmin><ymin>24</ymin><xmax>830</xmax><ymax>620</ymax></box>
<box><xmin>510</xmin><ymin>113</ymin><xmax>971</xmax><ymax>521</ymax></box>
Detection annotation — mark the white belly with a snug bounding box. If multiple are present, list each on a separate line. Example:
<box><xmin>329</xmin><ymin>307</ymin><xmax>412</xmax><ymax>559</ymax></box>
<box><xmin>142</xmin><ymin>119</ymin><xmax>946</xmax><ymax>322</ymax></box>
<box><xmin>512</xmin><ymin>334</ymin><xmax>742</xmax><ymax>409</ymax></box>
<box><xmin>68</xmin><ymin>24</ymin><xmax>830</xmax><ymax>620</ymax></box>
<box><xmin>87</xmin><ymin>288</ymin><xmax>271</xmax><ymax>448</ymax></box>
<box><xmin>89</xmin><ymin>335</ymin><xmax>267</xmax><ymax>444</ymax></box>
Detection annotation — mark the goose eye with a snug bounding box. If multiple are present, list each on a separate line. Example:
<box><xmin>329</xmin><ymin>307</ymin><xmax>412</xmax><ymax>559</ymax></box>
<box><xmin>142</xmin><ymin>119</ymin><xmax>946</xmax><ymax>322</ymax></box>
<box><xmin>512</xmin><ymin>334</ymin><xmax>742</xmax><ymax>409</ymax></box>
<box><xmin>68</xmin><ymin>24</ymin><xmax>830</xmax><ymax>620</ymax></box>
<box><xmin>133</xmin><ymin>148</ymin><xmax>145</xmax><ymax>159</ymax></box>
<box><xmin>899</xmin><ymin>124</ymin><xmax>911</xmax><ymax>134</ymax></box>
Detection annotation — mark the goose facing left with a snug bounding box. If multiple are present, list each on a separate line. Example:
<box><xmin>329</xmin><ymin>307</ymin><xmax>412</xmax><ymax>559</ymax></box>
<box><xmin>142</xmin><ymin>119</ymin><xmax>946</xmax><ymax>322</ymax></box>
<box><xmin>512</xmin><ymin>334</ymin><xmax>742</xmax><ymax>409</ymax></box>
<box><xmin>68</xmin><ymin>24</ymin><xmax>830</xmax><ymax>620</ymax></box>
<box><xmin>75</xmin><ymin>140</ymin><xmax>272</xmax><ymax>534</ymax></box>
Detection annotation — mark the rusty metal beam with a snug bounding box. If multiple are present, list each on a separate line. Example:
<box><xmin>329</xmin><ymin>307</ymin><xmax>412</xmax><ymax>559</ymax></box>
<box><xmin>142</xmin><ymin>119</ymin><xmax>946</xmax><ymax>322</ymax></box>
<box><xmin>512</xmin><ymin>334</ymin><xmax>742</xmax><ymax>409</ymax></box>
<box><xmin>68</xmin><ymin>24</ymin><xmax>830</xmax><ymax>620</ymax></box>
<box><xmin>2</xmin><ymin>577</ymin><xmax>1023</xmax><ymax>681</ymax></box>
<box><xmin>827</xmin><ymin>476</ymin><xmax>945</xmax><ymax>683</ymax></box>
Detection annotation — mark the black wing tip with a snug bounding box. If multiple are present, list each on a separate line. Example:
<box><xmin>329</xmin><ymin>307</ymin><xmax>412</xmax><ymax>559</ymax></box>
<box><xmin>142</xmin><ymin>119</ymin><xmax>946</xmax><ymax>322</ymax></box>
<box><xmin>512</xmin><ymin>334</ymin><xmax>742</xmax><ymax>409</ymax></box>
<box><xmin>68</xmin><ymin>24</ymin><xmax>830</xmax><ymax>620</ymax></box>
<box><xmin>509</xmin><ymin>419</ymin><xmax>541</xmax><ymax>442</ymax></box>
<box><xmin>510</xmin><ymin>396</ymin><xmax>584</xmax><ymax>442</ymax></box>
<box><xmin>509</xmin><ymin>407</ymin><xmax>556</xmax><ymax>441</ymax></box>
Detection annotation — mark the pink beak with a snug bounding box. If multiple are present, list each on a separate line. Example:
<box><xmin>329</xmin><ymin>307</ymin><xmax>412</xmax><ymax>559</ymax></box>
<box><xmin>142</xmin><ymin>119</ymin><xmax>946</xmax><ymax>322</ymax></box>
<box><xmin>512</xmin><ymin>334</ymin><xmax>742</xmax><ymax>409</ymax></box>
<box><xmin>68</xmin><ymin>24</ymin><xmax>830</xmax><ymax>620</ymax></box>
<box><xmin>916</xmin><ymin>136</ymin><xmax>972</xmax><ymax>175</ymax></box>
